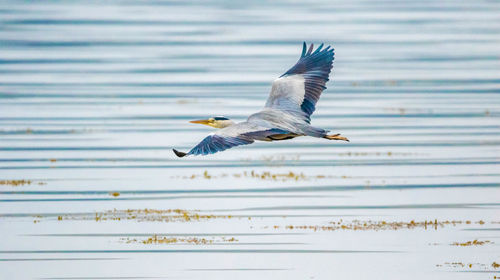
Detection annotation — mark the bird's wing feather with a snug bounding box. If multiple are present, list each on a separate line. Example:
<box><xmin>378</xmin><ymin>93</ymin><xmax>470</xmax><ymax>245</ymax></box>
<box><xmin>264</xmin><ymin>42</ymin><xmax>334</xmax><ymax>122</ymax></box>
<box><xmin>187</xmin><ymin>134</ymin><xmax>253</xmax><ymax>156</ymax></box>
<box><xmin>186</xmin><ymin>122</ymin><xmax>284</xmax><ymax>156</ymax></box>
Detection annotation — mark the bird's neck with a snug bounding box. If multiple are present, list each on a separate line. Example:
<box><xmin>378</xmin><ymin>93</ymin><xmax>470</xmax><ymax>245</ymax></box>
<box><xmin>214</xmin><ymin>120</ymin><xmax>235</xmax><ymax>128</ymax></box>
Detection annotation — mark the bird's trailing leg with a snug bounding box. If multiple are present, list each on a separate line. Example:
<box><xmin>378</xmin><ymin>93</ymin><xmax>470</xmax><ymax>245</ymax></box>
<box><xmin>324</xmin><ymin>133</ymin><xmax>349</xmax><ymax>142</ymax></box>
<box><xmin>173</xmin><ymin>149</ymin><xmax>188</xmax><ymax>158</ymax></box>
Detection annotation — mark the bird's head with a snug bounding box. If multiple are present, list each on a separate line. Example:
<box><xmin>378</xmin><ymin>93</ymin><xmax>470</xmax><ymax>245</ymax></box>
<box><xmin>189</xmin><ymin>116</ymin><xmax>234</xmax><ymax>128</ymax></box>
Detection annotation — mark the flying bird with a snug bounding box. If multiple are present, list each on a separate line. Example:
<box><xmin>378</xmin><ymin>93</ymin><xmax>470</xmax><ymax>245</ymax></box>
<box><xmin>173</xmin><ymin>42</ymin><xmax>348</xmax><ymax>157</ymax></box>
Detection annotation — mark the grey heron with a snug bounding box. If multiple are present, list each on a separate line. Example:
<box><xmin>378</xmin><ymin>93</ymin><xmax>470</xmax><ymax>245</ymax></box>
<box><xmin>173</xmin><ymin>42</ymin><xmax>348</xmax><ymax>158</ymax></box>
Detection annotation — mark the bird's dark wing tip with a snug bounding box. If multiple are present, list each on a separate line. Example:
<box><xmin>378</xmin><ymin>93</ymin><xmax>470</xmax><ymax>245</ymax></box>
<box><xmin>173</xmin><ymin>149</ymin><xmax>188</xmax><ymax>158</ymax></box>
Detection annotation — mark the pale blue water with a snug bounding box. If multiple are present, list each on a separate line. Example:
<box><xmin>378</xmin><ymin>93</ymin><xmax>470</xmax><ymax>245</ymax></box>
<box><xmin>1</xmin><ymin>0</ymin><xmax>500</xmax><ymax>279</ymax></box>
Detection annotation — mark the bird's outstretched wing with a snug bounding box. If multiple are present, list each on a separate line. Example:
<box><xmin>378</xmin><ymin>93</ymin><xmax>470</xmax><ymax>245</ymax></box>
<box><xmin>173</xmin><ymin>122</ymin><xmax>286</xmax><ymax>157</ymax></box>
<box><xmin>264</xmin><ymin>42</ymin><xmax>334</xmax><ymax>122</ymax></box>
<box><xmin>173</xmin><ymin>134</ymin><xmax>253</xmax><ymax>157</ymax></box>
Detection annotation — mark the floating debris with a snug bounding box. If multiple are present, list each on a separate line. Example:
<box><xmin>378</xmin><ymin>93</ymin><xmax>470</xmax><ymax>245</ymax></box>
<box><xmin>32</xmin><ymin>215</ymin><xmax>42</xmax><ymax>224</ymax></box>
<box><xmin>174</xmin><ymin>170</ymin><xmax>333</xmax><ymax>181</ymax></box>
<box><xmin>436</xmin><ymin>262</ymin><xmax>467</xmax><ymax>268</ymax></box>
<box><xmin>336</xmin><ymin>151</ymin><xmax>413</xmax><ymax>157</ymax></box>
<box><xmin>121</xmin><ymin>235</ymin><xmax>238</xmax><ymax>245</ymax></box>
<box><xmin>437</xmin><ymin>262</ymin><xmax>500</xmax><ymax>270</ymax></box>
<box><xmin>0</xmin><ymin>180</ymin><xmax>32</xmax><ymax>186</ymax></box>
<box><xmin>176</xmin><ymin>99</ymin><xmax>198</xmax><ymax>104</ymax></box>
<box><xmin>53</xmin><ymin>209</ymin><xmax>233</xmax><ymax>223</ymax></box>
<box><xmin>451</xmin><ymin>240</ymin><xmax>493</xmax><ymax>246</ymax></box>
<box><xmin>272</xmin><ymin>219</ymin><xmax>492</xmax><ymax>232</ymax></box>
<box><xmin>110</xmin><ymin>192</ymin><xmax>121</xmax><ymax>197</ymax></box>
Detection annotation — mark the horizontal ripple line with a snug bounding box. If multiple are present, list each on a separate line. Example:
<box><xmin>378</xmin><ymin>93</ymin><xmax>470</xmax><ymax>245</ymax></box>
<box><xmin>230</xmin><ymin>202</ymin><xmax>500</xmax><ymax>212</ymax></box>
<box><xmin>1</xmin><ymin>160</ymin><xmax>500</xmax><ymax>170</ymax></box>
<box><xmin>0</xmin><ymin>183</ymin><xmax>498</xmax><ymax>196</ymax></box>
<box><xmin>0</xmin><ymin>249</ymin><xmax>398</xmax><ymax>254</ymax></box>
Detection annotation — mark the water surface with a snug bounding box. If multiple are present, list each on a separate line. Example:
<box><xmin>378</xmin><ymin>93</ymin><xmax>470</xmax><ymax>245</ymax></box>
<box><xmin>1</xmin><ymin>0</ymin><xmax>500</xmax><ymax>279</ymax></box>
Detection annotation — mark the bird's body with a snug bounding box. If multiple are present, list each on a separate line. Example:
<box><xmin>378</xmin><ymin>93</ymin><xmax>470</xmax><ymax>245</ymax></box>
<box><xmin>173</xmin><ymin>42</ymin><xmax>348</xmax><ymax>158</ymax></box>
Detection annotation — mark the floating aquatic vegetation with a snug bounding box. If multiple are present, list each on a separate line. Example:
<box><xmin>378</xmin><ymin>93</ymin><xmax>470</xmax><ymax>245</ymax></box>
<box><xmin>121</xmin><ymin>235</ymin><xmax>238</xmax><ymax>245</ymax></box>
<box><xmin>451</xmin><ymin>239</ymin><xmax>493</xmax><ymax>246</ymax></box>
<box><xmin>176</xmin><ymin>99</ymin><xmax>198</xmax><ymax>104</ymax></box>
<box><xmin>173</xmin><ymin>168</ymin><xmax>426</xmax><ymax>181</ymax></box>
<box><xmin>0</xmin><ymin>179</ymin><xmax>32</xmax><ymax>186</ymax></box>
<box><xmin>437</xmin><ymin>262</ymin><xmax>500</xmax><ymax>270</ymax></box>
<box><xmin>239</xmin><ymin>154</ymin><xmax>301</xmax><ymax>166</ymax></box>
<box><xmin>384</xmin><ymin>107</ymin><xmax>407</xmax><ymax>115</ymax></box>
<box><xmin>174</xmin><ymin>170</ymin><xmax>339</xmax><ymax>181</ymax></box>
<box><xmin>43</xmin><ymin>210</ymin><xmax>497</xmax><ymax>231</ymax></box>
<box><xmin>52</xmin><ymin>209</ymin><xmax>233</xmax><ymax>223</ymax></box>
<box><xmin>32</xmin><ymin>215</ymin><xmax>42</xmax><ymax>224</ymax></box>
<box><xmin>336</xmin><ymin>151</ymin><xmax>416</xmax><ymax>157</ymax></box>
<box><xmin>259</xmin><ymin>154</ymin><xmax>301</xmax><ymax>164</ymax></box>
<box><xmin>0</xmin><ymin>179</ymin><xmax>46</xmax><ymax>187</ymax></box>
<box><xmin>271</xmin><ymin>219</ymin><xmax>492</xmax><ymax>232</ymax></box>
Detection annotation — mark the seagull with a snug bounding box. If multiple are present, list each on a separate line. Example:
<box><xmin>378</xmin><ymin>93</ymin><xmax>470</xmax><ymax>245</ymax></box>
<box><xmin>173</xmin><ymin>42</ymin><xmax>348</xmax><ymax>158</ymax></box>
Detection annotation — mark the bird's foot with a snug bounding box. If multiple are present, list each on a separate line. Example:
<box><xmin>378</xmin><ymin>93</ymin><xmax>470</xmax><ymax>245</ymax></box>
<box><xmin>173</xmin><ymin>149</ymin><xmax>188</xmax><ymax>158</ymax></box>
<box><xmin>325</xmin><ymin>134</ymin><xmax>349</xmax><ymax>142</ymax></box>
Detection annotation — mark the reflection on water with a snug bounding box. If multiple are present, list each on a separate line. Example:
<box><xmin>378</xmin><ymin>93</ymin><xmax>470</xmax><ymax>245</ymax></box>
<box><xmin>1</xmin><ymin>0</ymin><xmax>500</xmax><ymax>279</ymax></box>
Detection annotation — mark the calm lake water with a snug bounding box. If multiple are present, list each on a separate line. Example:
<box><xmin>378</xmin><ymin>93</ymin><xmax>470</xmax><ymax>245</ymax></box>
<box><xmin>1</xmin><ymin>0</ymin><xmax>500</xmax><ymax>279</ymax></box>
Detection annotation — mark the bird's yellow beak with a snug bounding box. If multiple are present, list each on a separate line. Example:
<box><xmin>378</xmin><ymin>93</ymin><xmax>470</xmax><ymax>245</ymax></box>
<box><xmin>189</xmin><ymin>119</ymin><xmax>211</xmax><ymax>125</ymax></box>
